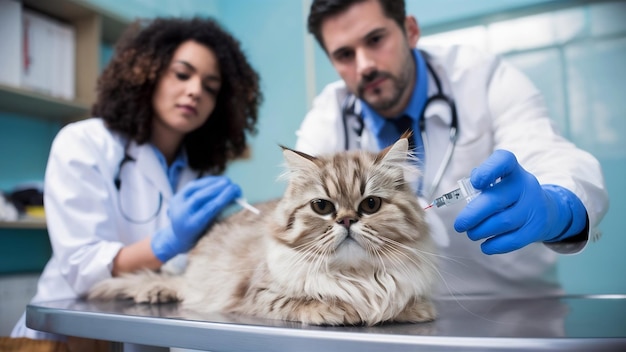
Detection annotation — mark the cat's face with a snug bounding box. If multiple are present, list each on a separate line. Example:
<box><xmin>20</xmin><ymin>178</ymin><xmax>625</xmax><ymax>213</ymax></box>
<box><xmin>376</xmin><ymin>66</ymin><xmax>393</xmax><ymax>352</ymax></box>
<box><xmin>271</xmin><ymin>138</ymin><xmax>430</xmax><ymax>271</ymax></box>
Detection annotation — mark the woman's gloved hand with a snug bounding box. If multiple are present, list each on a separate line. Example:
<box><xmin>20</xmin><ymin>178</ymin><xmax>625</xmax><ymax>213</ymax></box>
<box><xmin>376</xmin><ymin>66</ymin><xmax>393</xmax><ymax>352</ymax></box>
<box><xmin>454</xmin><ymin>150</ymin><xmax>587</xmax><ymax>255</ymax></box>
<box><xmin>151</xmin><ymin>176</ymin><xmax>242</xmax><ymax>262</ymax></box>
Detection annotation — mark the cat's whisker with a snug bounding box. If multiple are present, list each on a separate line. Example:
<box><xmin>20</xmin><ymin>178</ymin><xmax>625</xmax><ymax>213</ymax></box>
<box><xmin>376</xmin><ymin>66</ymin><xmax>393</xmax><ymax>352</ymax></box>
<box><xmin>374</xmin><ymin>234</ymin><xmax>471</xmax><ymax>269</ymax></box>
<box><xmin>378</xmin><ymin>238</ymin><xmax>469</xmax><ymax>303</ymax></box>
<box><xmin>382</xmin><ymin>247</ymin><xmax>420</xmax><ymax>278</ymax></box>
<box><xmin>291</xmin><ymin>234</ymin><xmax>337</xmax><ymax>276</ymax></box>
<box><xmin>276</xmin><ymin>244</ymin><xmax>328</xmax><ymax>284</ymax></box>
<box><xmin>320</xmin><ymin>243</ymin><xmax>335</xmax><ymax>273</ymax></box>
<box><xmin>303</xmin><ymin>247</ymin><xmax>330</xmax><ymax>283</ymax></box>
<box><xmin>378</xmin><ymin>236</ymin><xmax>448</xmax><ymax>265</ymax></box>
<box><xmin>291</xmin><ymin>239</ymin><xmax>322</xmax><ymax>254</ymax></box>
<box><xmin>375</xmin><ymin>237</ymin><xmax>439</xmax><ymax>282</ymax></box>
<box><xmin>377</xmin><ymin>235</ymin><xmax>423</xmax><ymax>252</ymax></box>
<box><xmin>359</xmin><ymin>232</ymin><xmax>395</xmax><ymax>273</ymax></box>
<box><xmin>415</xmin><ymin>249</ymin><xmax>470</xmax><ymax>268</ymax></box>
<box><xmin>365</xmin><ymin>241</ymin><xmax>388</xmax><ymax>273</ymax></box>
<box><xmin>289</xmin><ymin>243</ymin><xmax>323</xmax><ymax>270</ymax></box>
<box><xmin>357</xmin><ymin>229</ymin><xmax>425</xmax><ymax>277</ymax></box>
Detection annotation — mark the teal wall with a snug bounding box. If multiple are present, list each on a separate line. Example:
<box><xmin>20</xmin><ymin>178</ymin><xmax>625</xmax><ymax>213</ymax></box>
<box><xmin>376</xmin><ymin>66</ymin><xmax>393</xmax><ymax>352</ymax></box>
<box><xmin>86</xmin><ymin>0</ymin><xmax>219</xmax><ymax>19</ymax></box>
<box><xmin>1</xmin><ymin>0</ymin><xmax>623</xmax><ymax>294</ymax></box>
<box><xmin>217</xmin><ymin>0</ymin><xmax>310</xmax><ymax>202</ymax></box>
<box><xmin>0</xmin><ymin>114</ymin><xmax>59</xmax><ymax>191</ymax></box>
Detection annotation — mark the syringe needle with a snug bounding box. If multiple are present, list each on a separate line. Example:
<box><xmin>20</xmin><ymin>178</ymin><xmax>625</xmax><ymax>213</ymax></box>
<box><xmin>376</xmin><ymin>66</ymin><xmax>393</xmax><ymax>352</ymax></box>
<box><xmin>432</xmin><ymin>187</ymin><xmax>464</xmax><ymax>208</ymax></box>
<box><xmin>427</xmin><ymin>176</ymin><xmax>502</xmax><ymax>210</ymax></box>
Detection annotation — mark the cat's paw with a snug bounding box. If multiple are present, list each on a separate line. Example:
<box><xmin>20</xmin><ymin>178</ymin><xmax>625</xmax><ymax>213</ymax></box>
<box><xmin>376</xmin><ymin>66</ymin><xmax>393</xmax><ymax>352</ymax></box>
<box><xmin>88</xmin><ymin>270</ymin><xmax>181</xmax><ymax>304</ymax></box>
<box><xmin>395</xmin><ymin>298</ymin><xmax>436</xmax><ymax>323</ymax></box>
<box><xmin>294</xmin><ymin>300</ymin><xmax>362</xmax><ymax>326</ymax></box>
<box><xmin>132</xmin><ymin>284</ymin><xmax>179</xmax><ymax>304</ymax></box>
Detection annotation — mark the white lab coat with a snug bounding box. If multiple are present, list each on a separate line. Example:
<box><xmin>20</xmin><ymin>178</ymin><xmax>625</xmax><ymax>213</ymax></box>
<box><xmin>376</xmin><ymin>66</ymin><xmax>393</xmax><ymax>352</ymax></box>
<box><xmin>296</xmin><ymin>45</ymin><xmax>609</xmax><ymax>298</ymax></box>
<box><xmin>12</xmin><ymin>118</ymin><xmax>199</xmax><ymax>339</ymax></box>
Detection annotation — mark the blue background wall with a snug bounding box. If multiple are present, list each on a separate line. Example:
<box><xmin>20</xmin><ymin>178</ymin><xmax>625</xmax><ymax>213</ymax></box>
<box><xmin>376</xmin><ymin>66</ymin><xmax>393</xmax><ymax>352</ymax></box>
<box><xmin>1</xmin><ymin>0</ymin><xmax>624</xmax><ymax>295</ymax></box>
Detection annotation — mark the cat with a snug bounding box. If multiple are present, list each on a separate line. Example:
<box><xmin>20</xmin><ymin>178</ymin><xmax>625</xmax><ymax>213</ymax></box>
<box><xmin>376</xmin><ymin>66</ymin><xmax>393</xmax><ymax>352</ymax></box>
<box><xmin>88</xmin><ymin>136</ymin><xmax>437</xmax><ymax>326</ymax></box>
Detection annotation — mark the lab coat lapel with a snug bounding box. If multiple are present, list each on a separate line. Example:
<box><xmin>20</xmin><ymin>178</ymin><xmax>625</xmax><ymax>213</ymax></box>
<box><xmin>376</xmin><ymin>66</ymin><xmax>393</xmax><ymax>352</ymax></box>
<box><xmin>128</xmin><ymin>142</ymin><xmax>174</xmax><ymax>200</ymax></box>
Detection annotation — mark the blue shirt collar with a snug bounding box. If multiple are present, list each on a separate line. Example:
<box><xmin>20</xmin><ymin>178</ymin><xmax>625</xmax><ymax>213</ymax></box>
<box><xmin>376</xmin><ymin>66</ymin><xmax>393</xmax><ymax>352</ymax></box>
<box><xmin>150</xmin><ymin>144</ymin><xmax>188</xmax><ymax>192</ymax></box>
<box><xmin>360</xmin><ymin>48</ymin><xmax>428</xmax><ymax>147</ymax></box>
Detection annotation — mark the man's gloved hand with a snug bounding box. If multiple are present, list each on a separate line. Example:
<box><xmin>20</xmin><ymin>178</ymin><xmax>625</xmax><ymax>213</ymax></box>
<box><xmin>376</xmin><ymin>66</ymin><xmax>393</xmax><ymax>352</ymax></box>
<box><xmin>454</xmin><ymin>150</ymin><xmax>587</xmax><ymax>255</ymax></box>
<box><xmin>151</xmin><ymin>176</ymin><xmax>242</xmax><ymax>262</ymax></box>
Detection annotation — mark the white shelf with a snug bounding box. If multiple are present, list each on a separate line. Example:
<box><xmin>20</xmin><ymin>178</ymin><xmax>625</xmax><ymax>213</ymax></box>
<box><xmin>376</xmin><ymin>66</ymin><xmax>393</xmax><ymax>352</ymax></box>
<box><xmin>0</xmin><ymin>83</ymin><xmax>89</xmax><ymax>121</ymax></box>
<box><xmin>0</xmin><ymin>217</ymin><xmax>47</xmax><ymax>230</ymax></box>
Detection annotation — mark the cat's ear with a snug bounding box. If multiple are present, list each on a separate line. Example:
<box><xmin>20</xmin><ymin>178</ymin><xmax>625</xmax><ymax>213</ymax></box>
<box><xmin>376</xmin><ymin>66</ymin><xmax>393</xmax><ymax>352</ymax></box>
<box><xmin>279</xmin><ymin>145</ymin><xmax>319</xmax><ymax>172</ymax></box>
<box><xmin>375</xmin><ymin>131</ymin><xmax>411</xmax><ymax>164</ymax></box>
<box><xmin>374</xmin><ymin>132</ymin><xmax>420</xmax><ymax>190</ymax></box>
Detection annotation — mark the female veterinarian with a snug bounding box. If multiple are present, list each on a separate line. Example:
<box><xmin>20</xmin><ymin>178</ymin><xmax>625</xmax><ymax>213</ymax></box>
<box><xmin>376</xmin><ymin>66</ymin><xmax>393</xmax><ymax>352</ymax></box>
<box><xmin>11</xmin><ymin>16</ymin><xmax>262</xmax><ymax>347</ymax></box>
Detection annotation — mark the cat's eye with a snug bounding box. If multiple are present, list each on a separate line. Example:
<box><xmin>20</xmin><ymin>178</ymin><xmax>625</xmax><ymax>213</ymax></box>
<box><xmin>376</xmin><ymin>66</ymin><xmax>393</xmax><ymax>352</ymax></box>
<box><xmin>310</xmin><ymin>199</ymin><xmax>335</xmax><ymax>215</ymax></box>
<box><xmin>359</xmin><ymin>197</ymin><xmax>382</xmax><ymax>214</ymax></box>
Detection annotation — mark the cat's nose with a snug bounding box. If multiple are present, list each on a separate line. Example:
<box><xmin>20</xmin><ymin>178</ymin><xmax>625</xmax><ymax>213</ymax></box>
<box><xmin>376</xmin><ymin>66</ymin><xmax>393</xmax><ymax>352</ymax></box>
<box><xmin>337</xmin><ymin>217</ymin><xmax>357</xmax><ymax>228</ymax></box>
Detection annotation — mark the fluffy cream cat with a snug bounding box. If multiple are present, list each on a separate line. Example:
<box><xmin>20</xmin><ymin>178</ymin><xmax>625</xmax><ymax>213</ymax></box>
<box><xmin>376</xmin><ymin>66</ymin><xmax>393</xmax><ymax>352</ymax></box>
<box><xmin>89</xmin><ymin>136</ymin><xmax>437</xmax><ymax>326</ymax></box>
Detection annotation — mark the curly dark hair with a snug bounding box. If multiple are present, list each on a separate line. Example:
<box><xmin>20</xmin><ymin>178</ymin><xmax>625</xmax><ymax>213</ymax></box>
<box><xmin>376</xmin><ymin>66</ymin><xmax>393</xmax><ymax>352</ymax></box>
<box><xmin>308</xmin><ymin>0</ymin><xmax>406</xmax><ymax>51</ymax></box>
<box><xmin>92</xmin><ymin>17</ymin><xmax>262</xmax><ymax>174</ymax></box>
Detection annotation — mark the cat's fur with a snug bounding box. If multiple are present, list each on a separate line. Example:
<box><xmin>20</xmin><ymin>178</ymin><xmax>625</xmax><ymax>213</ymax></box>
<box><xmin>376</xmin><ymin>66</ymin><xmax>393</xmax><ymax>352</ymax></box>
<box><xmin>89</xmin><ymin>137</ymin><xmax>437</xmax><ymax>326</ymax></box>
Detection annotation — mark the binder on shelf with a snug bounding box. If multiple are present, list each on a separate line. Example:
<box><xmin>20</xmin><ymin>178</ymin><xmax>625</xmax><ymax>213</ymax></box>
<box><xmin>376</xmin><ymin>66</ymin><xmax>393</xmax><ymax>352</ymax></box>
<box><xmin>0</xmin><ymin>0</ymin><xmax>22</xmax><ymax>88</ymax></box>
<box><xmin>22</xmin><ymin>9</ymin><xmax>52</xmax><ymax>95</ymax></box>
<box><xmin>58</xmin><ymin>25</ymin><xmax>76</xmax><ymax>100</ymax></box>
<box><xmin>22</xmin><ymin>9</ymin><xmax>76</xmax><ymax>100</ymax></box>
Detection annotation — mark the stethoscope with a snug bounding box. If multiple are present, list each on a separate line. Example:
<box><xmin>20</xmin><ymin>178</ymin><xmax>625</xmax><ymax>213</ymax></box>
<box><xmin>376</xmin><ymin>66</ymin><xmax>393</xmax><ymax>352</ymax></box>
<box><xmin>113</xmin><ymin>143</ymin><xmax>208</xmax><ymax>224</ymax></box>
<box><xmin>113</xmin><ymin>143</ymin><xmax>163</xmax><ymax>224</ymax></box>
<box><xmin>341</xmin><ymin>54</ymin><xmax>459</xmax><ymax>199</ymax></box>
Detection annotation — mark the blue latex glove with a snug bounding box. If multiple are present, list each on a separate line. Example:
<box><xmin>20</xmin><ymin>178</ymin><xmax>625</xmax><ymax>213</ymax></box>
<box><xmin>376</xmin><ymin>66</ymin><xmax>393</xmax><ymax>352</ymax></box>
<box><xmin>151</xmin><ymin>176</ymin><xmax>242</xmax><ymax>262</ymax></box>
<box><xmin>454</xmin><ymin>150</ymin><xmax>587</xmax><ymax>255</ymax></box>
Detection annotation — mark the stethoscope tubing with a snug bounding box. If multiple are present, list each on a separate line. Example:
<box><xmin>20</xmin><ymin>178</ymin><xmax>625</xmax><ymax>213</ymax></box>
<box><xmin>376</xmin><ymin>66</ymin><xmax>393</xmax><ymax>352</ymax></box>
<box><xmin>114</xmin><ymin>143</ymin><xmax>164</xmax><ymax>224</ymax></box>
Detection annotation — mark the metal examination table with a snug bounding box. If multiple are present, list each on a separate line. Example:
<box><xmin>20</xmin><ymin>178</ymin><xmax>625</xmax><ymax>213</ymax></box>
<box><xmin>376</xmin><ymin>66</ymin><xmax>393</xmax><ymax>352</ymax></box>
<box><xmin>26</xmin><ymin>294</ymin><xmax>626</xmax><ymax>351</ymax></box>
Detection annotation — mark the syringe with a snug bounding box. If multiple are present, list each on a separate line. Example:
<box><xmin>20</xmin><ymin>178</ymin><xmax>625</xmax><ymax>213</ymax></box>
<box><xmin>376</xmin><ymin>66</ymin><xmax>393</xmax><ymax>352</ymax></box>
<box><xmin>424</xmin><ymin>176</ymin><xmax>500</xmax><ymax>210</ymax></box>
<box><xmin>235</xmin><ymin>198</ymin><xmax>261</xmax><ymax>215</ymax></box>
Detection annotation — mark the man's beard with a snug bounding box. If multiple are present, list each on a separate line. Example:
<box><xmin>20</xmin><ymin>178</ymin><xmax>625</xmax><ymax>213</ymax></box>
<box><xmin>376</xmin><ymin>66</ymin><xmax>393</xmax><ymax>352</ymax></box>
<box><xmin>356</xmin><ymin>53</ymin><xmax>414</xmax><ymax>113</ymax></box>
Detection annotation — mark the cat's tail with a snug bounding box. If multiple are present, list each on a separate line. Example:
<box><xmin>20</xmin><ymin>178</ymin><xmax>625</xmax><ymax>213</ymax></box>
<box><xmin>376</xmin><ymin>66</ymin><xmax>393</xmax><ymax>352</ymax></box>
<box><xmin>88</xmin><ymin>269</ymin><xmax>183</xmax><ymax>303</ymax></box>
